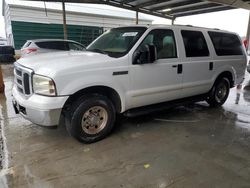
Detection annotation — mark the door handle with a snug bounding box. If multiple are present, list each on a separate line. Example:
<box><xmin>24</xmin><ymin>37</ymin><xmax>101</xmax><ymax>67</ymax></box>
<box><xmin>177</xmin><ymin>64</ymin><xmax>182</xmax><ymax>74</ymax></box>
<box><xmin>172</xmin><ymin>64</ymin><xmax>182</xmax><ymax>74</ymax></box>
<box><xmin>209</xmin><ymin>62</ymin><xmax>213</xmax><ymax>70</ymax></box>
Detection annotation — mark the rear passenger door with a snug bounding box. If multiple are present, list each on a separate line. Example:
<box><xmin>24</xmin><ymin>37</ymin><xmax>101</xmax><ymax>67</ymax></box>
<box><xmin>181</xmin><ymin>30</ymin><xmax>213</xmax><ymax>98</ymax></box>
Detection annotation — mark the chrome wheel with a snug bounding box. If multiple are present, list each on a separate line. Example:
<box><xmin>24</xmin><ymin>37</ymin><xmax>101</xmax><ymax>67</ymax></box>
<box><xmin>81</xmin><ymin>106</ymin><xmax>108</xmax><ymax>135</ymax></box>
<box><xmin>215</xmin><ymin>82</ymin><xmax>227</xmax><ymax>103</ymax></box>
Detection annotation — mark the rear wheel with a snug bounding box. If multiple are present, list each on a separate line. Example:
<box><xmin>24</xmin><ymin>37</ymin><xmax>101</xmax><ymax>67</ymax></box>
<box><xmin>206</xmin><ymin>77</ymin><xmax>230</xmax><ymax>107</ymax></box>
<box><xmin>66</xmin><ymin>94</ymin><xmax>116</xmax><ymax>143</ymax></box>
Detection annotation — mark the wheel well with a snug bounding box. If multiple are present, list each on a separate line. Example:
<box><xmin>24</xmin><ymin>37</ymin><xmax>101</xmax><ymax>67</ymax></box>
<box><xmin>63</xmin><ymin>86</ymin><xmax>122</xmax><ymax>113</ymax></box>
<box><xmin>216</xmin><ymin>71</ymin><xmax>234</xmax><ymax>88</ymax></box>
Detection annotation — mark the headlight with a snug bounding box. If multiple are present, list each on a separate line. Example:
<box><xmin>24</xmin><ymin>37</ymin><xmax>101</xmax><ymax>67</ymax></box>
<box><xmin>32</xmin><ymin>74</ymin><xmax>57</xmax><ymax>96</ymax></box>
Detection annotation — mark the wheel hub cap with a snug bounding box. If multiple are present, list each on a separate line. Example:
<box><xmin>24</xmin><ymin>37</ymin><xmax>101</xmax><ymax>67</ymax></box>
<box><xmin>81</xmin><ymin>106</ymin><xmax>108</xmax><ymax>135</ymax></box>
<box><xmin>215</xmin><ymin>83</ymin><xmax>227</xmax><ymax>102</ymax></box>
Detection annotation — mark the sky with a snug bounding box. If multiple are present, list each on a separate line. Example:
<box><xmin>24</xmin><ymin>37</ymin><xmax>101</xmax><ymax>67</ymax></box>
<box><xmin>0</xmin><ymin>0</ymin><xmax>249</xmax><ymax>38</ymax></box>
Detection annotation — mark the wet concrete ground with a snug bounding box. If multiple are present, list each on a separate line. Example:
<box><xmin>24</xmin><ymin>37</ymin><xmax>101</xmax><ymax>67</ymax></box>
<box><xmin>0</xmin><ymin>64</ymin><xmax>250</xmax><ymax>188</ymax></box>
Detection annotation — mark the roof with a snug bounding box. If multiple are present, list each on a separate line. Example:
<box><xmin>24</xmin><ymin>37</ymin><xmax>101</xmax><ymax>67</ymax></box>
<box><xmin>19</xmin><ymin>0</ymin><xmax>250</xmax><ymax>20</ymax></box>
<box><xmin>147</xmin><ymin>24</ymin><xmax>234</xmax><ymax>33</ymax></box>
<box><xmin>121</xmin><ymin>24</ymin><xmax>233</xmax><ymax>33</ymax></box>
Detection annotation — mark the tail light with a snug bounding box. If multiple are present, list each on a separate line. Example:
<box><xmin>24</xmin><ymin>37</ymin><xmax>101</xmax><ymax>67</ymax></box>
<box><xmin>22</xmin><ymin>48</ymin><xmax>37</xmax><ymax>54</ymax></box>
<box><xmin>243</xmin><ymin>39</ymin><xmax>248</xmax><ymax>49</ymax></box>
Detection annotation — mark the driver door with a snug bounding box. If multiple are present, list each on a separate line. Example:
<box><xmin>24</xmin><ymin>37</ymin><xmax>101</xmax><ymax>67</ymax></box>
<box><xmin>129</xmin><ymin>29</ymin><xmax>183</xmax><ymax>109</ymax></box>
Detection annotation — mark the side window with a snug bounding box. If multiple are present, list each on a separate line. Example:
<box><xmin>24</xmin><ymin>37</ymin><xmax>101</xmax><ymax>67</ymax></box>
<box><xmin>138</xmin><ymin>29</ymin><xmax>177</xmax><ymax>59</ymax></box>
<box><xmin>140</xmin><ymin>34</ymin><xmax>153</xmax><ymax>47</ymax></box>
<box><xmin>181</xmin><ymin>30</ymin><xmax>209</xmax><ymax>57</ymax></box>
<box><xmin>36</xmin><ymin>41</ymin><xmax>69</xmax><ymax>50</ymax></box>
<box><xmin>69</xmin><ymin>42</ymin><xmax>85</xmax><ymax>51</ymax></box>
<box><xmin>62</xmin><ymin>42</ymin><xmax>70</xmax><ymax>50</ymax></box>
<box><xmin>208</xmin><ymin>31</ymin><xmax>243</xmax><ymax>56</ymax></box>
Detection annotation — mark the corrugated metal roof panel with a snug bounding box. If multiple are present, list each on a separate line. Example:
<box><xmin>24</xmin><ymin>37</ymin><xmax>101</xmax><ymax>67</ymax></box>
<box><xmin>5</xmin><ymin>0</ymin><xmax>153</xmax><ymax>20</ymax></box>
<box><xmin>6</xmin><ymin>0</ymin><xmax>250</xmax><ymax>19</ymax></box>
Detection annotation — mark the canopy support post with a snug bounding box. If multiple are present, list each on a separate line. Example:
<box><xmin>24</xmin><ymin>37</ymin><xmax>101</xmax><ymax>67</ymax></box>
<box><xmin>136</xmin><ymin>11</ymin><xmax>139</xmax><ymax>25</ymax></box>
<box><xmin>0</xmin><ymin>66</ymin><xmax>5</xmax><ymax>93</ymax></box>
<box><xmin>62</xmin><ymin>1</ymin><xmax>68</xmax><ymax>40</ymax></box>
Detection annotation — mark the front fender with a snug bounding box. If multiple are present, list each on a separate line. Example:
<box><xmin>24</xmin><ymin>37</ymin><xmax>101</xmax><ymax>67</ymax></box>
<box><xmin>55</xmin><ymin>73</ymin><xmax>128</xmax><ymax>112</ymax></box>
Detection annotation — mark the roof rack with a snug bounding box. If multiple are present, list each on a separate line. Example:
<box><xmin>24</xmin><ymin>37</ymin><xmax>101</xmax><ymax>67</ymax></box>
<box><xmin>174</xmin><ymin>24</ymin><xmax>221</xmax><ymax>30</ymax></box>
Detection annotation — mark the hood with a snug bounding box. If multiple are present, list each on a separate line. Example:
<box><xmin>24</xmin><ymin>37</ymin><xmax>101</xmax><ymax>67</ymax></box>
<box><xmin>16</xmin><ymin>51</ymin><xmax>118</xmax><ymax>77</ymax></box>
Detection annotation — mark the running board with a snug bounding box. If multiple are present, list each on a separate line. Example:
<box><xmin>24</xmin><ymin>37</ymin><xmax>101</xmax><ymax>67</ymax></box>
<box><xmin>123</xmin><ymin>94</ymin><xmax>207</xmax><ymax>117</ymax></box>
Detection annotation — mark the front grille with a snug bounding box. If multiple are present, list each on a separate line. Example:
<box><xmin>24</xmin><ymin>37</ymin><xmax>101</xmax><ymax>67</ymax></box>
<box><xmin>16</xmin><ymin>69</ymin><xmax>22</xmax><ymax>76</ymax></box>
<box><xmin>14</xmin><ymin>63</ymin><xmax>33</xmax><ymax>96</ymax></box>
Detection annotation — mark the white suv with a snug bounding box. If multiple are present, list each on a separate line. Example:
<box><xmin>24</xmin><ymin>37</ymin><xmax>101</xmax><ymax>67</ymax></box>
<box><xmin>21</xmin><ymin>39</ymin><xmax>85</xmax><ymax>57</ymax></box>
<box><xmin>12</xmin><ymin>25</ymin><xmax>247</xmax><ymax>143</ymax></box>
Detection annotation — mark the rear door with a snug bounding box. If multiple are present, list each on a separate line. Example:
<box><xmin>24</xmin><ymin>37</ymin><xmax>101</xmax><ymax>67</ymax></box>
<box><xmin>180</xmin><ymin>29</ymin><xmax>213</xmax><ymax>98</ymax></box>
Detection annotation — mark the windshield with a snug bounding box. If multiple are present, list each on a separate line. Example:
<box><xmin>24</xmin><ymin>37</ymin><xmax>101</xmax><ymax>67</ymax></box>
<box><xmin>87</xmin><ymin>27</ymin><xmax>147</xmax><ymax>58</ymax></box>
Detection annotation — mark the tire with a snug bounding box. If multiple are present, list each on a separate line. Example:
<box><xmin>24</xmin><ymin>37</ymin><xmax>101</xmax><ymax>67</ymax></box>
<box><xmin>66</xmin><ymin>94</ymin><xmax>116</xmax><ymax>143</ymax></box>
<box><xmin>206</xmin><ymin>77</ymin><xmax>230</xmax><ymax>107</ymax></box>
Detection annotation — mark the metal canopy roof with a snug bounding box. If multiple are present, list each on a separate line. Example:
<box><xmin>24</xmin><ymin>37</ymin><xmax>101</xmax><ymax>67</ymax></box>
<box><xmin>39</xmin><ymin>0</ymin><xmax>250</xmax><ymax>20</ymax></box>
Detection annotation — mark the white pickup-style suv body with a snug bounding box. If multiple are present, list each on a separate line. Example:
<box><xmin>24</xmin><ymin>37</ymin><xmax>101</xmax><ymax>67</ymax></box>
<box><xmin>12</xmin><ymin>25</ymin><xmax>247</xmax><ymax>143</ymax></box>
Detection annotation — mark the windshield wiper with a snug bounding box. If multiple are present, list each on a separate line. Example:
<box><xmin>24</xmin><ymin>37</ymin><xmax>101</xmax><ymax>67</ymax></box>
<box><xmin>87</xmin><ymin>48</ymin><xmax>108</xmax><ymax>55</ymax></box>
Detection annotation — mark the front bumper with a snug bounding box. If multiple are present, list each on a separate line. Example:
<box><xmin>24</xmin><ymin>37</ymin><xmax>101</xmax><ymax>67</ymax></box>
<box><xmin>12</xmin><ymin>86</ymin><xmax>69</xmax><ymax>126</ymax></box>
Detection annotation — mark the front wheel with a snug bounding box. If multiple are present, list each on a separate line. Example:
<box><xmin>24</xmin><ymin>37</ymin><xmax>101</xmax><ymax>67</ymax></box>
<box><xmin>66</xmin><ymin>94</ymin><xmax>116</xmax><ymax>143</ymax></box>
<box><xmin>206</xmin><ymin>77</ymin><xmax>230</xmax><ymax>107</ymax></box>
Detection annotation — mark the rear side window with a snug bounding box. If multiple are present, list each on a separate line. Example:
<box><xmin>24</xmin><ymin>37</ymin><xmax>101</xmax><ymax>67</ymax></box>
<box><xmin>181</xmin><ymin>30</ymin><xmax>209</xmax><ymax>57</ymax></box>
<box><xmin>208</xmin><ymin>31</ymin><xmax>243</xmax><ymax>56</ymax></box>
<box><xmin>36</xmin><ymin>41</ymin><xmax>69</xmax><ymax>50</ymax></box>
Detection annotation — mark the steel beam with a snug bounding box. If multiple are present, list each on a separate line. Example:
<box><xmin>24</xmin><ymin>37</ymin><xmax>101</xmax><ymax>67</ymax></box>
<box><xmin>169</xmin><ymin>1</ymin><xmax>209</xmax><ymax>11</ymax></box>
<box><xmin>169</xmin><ymin>3</ymin><xmax>221</xmax><ymax>14</ymax></box>
<box><xmin>150</xmin><ymin>0</ymin><xmax>201</xmax><ymax>11</ymax></box>
<box><xmin>120</xmin><ymin>0</ymin><xmax>137</xmax><ymax>4</ymax></box>
<box><xmin>135</xmin><ymin>0</ymin><xmax>169</xmax><ymax>8</ymax></box>
<box><xmin>172</xmin><ymin>6</ymin><xmax>234</xmax><ymax>17</ymax></box>
<box><xmin>209</xmin><ymin>0</ymin><xmax>250</xmax><ymax>10</ymax></box>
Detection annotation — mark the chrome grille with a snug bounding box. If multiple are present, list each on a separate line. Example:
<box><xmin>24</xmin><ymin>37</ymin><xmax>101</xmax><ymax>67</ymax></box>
<box><xmin>14</xmin><ymin>63</ymin><xmax>33</xmax><ymax>96</ymax></box>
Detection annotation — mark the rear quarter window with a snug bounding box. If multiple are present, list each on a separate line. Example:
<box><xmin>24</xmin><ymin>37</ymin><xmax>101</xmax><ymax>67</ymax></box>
<box><xmin>208</xmin><ymin>31</ymin><xmax>243</xmax><ymax>56</ymax></box>
<box><xmin>181</xmin><ymin>30</ymin><xmax>209</xmax><ymax>57</ymax></box>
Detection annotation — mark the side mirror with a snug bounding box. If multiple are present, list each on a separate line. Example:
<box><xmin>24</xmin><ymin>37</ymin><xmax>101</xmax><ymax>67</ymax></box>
<box><xmin>133</xmin><ymin>44</ymin><xmax>157</xmax><ymax>65</ymax></box>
